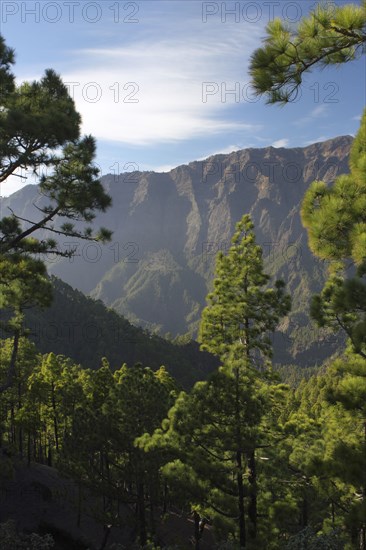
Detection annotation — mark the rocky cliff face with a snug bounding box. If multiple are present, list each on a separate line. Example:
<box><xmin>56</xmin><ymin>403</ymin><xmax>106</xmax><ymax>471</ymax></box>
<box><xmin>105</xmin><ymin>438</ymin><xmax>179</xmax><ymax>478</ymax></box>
<box><xmin>1</xmin><ymin>136</ymin><xmax>353</xmax><ymax>365</ymax></box>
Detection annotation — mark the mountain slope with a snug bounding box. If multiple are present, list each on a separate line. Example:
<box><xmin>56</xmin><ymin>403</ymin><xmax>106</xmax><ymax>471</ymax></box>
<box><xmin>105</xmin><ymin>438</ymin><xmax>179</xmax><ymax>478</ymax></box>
<box><xmin>5</xmin><ymin>276</ymin><xmax>216</xmax><ymax>388</ymax></box>
<box><xmin>1</xmin><ymin>136</ymin><xmax>352</xmax><ymax>365</ymax></box>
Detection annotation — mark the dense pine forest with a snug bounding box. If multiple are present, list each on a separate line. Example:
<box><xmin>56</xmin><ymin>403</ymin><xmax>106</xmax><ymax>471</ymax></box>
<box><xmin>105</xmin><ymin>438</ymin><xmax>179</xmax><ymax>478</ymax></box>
<box><xmin>0</xmin><ymin>2</ymin><xmax>365</xmax><ymax>549</ymax></box>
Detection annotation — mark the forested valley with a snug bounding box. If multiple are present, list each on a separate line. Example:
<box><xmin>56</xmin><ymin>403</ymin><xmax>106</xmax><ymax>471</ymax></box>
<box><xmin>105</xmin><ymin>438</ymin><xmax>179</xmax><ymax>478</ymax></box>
<box><xmin>0</xmin><ymin>2</ymin><xmax>365</xmax><ymax>549</ymax></box>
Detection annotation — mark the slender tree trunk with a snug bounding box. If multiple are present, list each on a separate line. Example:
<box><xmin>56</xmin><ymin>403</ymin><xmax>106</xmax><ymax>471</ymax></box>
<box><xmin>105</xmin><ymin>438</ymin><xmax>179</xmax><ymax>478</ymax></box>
<box><xmin>103</xmin><ymin>452</ymin><xmax>111</xmax><ymax>512</ymax></box>
<box><xmin>360</xmin><ymin>529</ymin><xmax>366</xmax><ymax>550</ymax></box>
<box><xmin>361</xmin><ymin>419</ymin><xmax>366</xmax><ymax>550</ymax></box>
<box><xmin>149</xmin><ymin>479</ymin><xmax>157</xmax><ymax>538</ymax></box>
<box><xmin>137</xmin><ymin>482</ymin><xmax>147</xmax><ymax>546</ymax></box>
<box><xmin>51</xmin><ymin>383</ymin><xmax>59</xmax><ymax>452</ymax></box>
<box><xmin>247</xmin><ymin>449</ymin><xmax>257</xmax><ymax>540</ymax></box>
<box><xmin>300</xmin><ymin>494</ymin><xmax>308</xmax><ymax>528</ymax></box>
<box><xmin>194</xmin><ymin>510</ymin><xmax>201</xmax><ymax>550</ymax></box>
<box><xmin>77</xmin><ymin>482</ymin><xmax>82</xmax><ymax>528</ymax></box>
<box><xmin>27</xmin><ymin>433</ymin><xmax>31</xmax><ymax>467</ymax></box>
<box><xmin>99</xmin><ymin>524</ymin><xmax>112</xmax><ymax>550</ymax></box>
<box><xmin>47</xmin><ymin>442</ymin><xmax>52</xmax><ymax>467</ymax></box>
<box><xmin>237</xmin><ymin>449</ymin><xmax>246</xmax><ymax>548</ymax></box>
<box><xmin>18</xmin><ymin>382</ymin><xmax>23</xmax><ymax>458</ymax></box>
<box><xmin>234</xmin><ymin>366</ymin><xmax>246</xmax><ymax>548</ymax></box>
<box><xmin>10</xmin><ymin>404</ymin><xmax>15</xmax><ymax>445</ymax></box>
<box><xmin>163</xmin><ymin>482</ymin><xmax>168</xmax><ymax>514</ymax></box>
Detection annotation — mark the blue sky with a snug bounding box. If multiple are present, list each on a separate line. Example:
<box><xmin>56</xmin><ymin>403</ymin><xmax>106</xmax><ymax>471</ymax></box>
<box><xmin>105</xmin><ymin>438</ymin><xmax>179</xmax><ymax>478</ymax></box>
<box><xmin>1</xmin><ymin>0</ymin><xmax>364</xmax><ymax>196</ymax></box>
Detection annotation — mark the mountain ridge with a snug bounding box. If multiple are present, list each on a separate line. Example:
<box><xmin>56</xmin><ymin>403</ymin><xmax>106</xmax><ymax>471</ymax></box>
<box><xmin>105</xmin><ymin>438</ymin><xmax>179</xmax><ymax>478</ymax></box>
<box><xmin>1</xmin><ymin>135</ymin><xmax>352</xmax><ymax>366</ymax></box>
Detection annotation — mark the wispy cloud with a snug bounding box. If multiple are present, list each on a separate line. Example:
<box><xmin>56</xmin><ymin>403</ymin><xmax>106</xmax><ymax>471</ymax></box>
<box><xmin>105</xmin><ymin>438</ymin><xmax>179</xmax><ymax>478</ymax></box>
<box><xmin>303</xmin><ymin>136</ymin><xmax>329</xmax><ymax>145</ymax></box>
<box><xmin>310</xmin><ymin>105</ymin><xmax>328</xmax><ymax>118</ymax></box>
<box><xmin>51</xmin><ymin>20</ymin><xmax>264</xmax><ymax>146</ymax></box>
<box><xmin>272</xmin><ymin>138</ymin><xmax>289</xmax><ymax>148</ymax></box>
<box><xmin>293</xmin><ymin>104</ymin><xmax>330</xmax><ymax>127</ymax></box>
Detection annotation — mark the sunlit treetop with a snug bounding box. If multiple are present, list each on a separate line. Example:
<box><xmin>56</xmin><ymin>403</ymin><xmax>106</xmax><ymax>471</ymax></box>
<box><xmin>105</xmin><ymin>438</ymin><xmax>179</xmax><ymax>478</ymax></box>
<box><xmin>249</xmin><ymin>1</ymin><xmax>366</xmax><ymax>104</ymax></box>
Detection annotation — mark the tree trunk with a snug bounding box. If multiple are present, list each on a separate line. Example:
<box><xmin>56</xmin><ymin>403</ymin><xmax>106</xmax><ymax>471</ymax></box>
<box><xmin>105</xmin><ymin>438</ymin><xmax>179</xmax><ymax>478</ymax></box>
<box><xmin>149</xmin><ymin>479</ymin><xmax>157</xmax><ymax>538</ymax></box>
<box><xmin>51</xmin><ymin>383</ymin><xmax>59</xmax><ymax>452</ymax></box>
<box><xmin>99</xmin><ymin>524</ymin><xmax>112</xmax><ymax>550</ymax></box>
<box><xmin>27</xmin><ymin>433</ymin><xmax>31</xmax><ymax>467</ymax></box>
<box><xmin>137</xmin><ymin>482</ymin><xmax>147</xmax><ymax>546</ymax></box>
<box><xmin>234</xmin><ymin>365</ymin><xmax>246</xmax><ymax>548</ymax></box>
<box><xmin>10</xmin><ymin>404</ymin><xmax>15</xmax><ymax>445</ymax></box>
<box><xmin>237</xmin><ymin>449</ymin><xmax>246</xmax><ymax>548</ymax></box>
<box><xmin>248</xmin><ymin>449</ymin><xmax>257</xmax><ymax>540</ymax></box>
<box><xmin>233</xmin><ymin>364</ymin><xmax>246</xmax><ymax>548</ymax></box>
<box><xmin>361</xmin><ymin>419</ymin><xmax>366</xmax><ymax>550</ymax></box>
<box><xmin>47</xmin><ymin>443</ymin><xmax>52</xmax><ymax>467</ymax></box>
<box><xmin>194</xmin><ymin>510</ymin><xmax>201</xmax><ymax>550</ymax></box>
<box><xmin>77</xmin><ymin>483</ymin><xmax>82</xmax><ymax>528</ymax></box>
<box><xmin>163</xmin><ymin>482</ymin><xmax>168</xmax><ymax>514</ymax></box>
<box><xmin>300</xmin><ymin>494</ymin><xmax>308</xmax><ymax>528</ymax></box>
<box><xmin>18</xmin><ymin>381</ymin><xmax>23</xmax><ymax>458</ymax></box>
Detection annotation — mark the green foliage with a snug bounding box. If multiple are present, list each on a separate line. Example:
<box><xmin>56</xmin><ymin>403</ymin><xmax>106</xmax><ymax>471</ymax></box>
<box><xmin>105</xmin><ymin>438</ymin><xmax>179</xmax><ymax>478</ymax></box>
<box><xmin>250</xmin><ymin>12</ymin><xmax>366</xmax><ymax>542</ymax></box>
<box><xmin>0</xmin><ymin>34</ymin><xmax>112</xmax><ymax>393</ymax></box>
<box><xmin>0</xmin><ymin>35</ymin><xmax>15</xmax><ymax>97</ymax></box>
<box><xmin>0</xmin><ymin>133</ymin><xmax>112</xmax><ymax>258</ymax></box>
<box><xmin>249</xmin><ymin>2</ymin><xmax>366</xmax><ymax>104</ymax></box>
<box><xmin>144</xmin><ymin>215</ymin><xmax>291</xmax><ymax>548</ymax></box>
<box><xmin>199</xmin><ymin>214</ymin><xmax>291</xmax><ymax>366</ymax></box>
<box><xmin>0</xmin><ymin>337</ymin><xmax>180</xmax><ymax>546</ymax></box>
<box><xmin>278</xmin><ymin>357</ymin><xmax>366</xmax><ymax>547</ymax></box>
<box><xmin>249</xmin><ymin>0</ymin><xmax>366</xmax><ymax>362</ymax></box>
<box><xmin>301</xmin><ymin>111</ymin><xmax>366</xmax><ymax>269</ymax></box>
<box><xmin>0</xmin><ymin>68</ymin><xmax>80</xmax><ymax>182</ymax></box>
<box><xmin>0</xmin><ymin>33</ymin><xmax>112</xmax><ymax>302</ymax></box>
<box><xmin>0</xmin><ymin>256</ymin><xmax>52</xmax><ymax>312</ymax></box>
<box><xmin>301</xmin><ymin>112</ymin><xmax>366</xmax><ymax>359</ymax></box>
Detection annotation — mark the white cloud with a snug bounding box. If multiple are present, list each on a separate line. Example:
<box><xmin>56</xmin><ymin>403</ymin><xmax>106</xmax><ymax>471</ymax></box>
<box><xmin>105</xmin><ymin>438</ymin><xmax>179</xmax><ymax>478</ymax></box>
<box><xmin>49</xmin><ymin>24</ymin><xmax>263</xmax><ymax>146</ymax></box>
<box><xmin>271</xmin><ymin>138</ymin><xmax>289</xmax><ymax>148</ymax></box>
<box><xmin>197</xmin><ymin>144</ymin><xmax>246</xmax><ymax>160</ymax></box>
<box><xmin>293</xmin><ymin>104</ymin><xmax>330</xmax><ymax>127</ymax></box>
<box><xmin>310</xmin><ymin>105</ymin><xmax>328</xmax><ymax>118</ymax></box>
<box><xmin>145</xmin><ymin>163</ymin><xmax>176</xmax><ymax>173</ymax></box>
<box><xmin>303</xmin><ymin>136</ymin><xmax>329</xmax><ymax>145</ymax></box>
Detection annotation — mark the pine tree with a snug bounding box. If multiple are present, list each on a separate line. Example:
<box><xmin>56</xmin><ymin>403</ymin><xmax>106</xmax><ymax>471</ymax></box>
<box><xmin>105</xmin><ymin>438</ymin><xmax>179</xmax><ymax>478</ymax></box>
<box><xmin>325</xmin><ymin>354</ymin><xmax>366</xmax><ymax>548</ymax></box>
<box><xmin>199</xmin><ymin>214</ymin><xmax>290</xmax><ymax>546</ymax></box>
<box><xmin>199</xmin><ymin>214</ymin><xmax>291</xmax><ymax>367</ymax></box>
<box><xmin>0</xmin><ymin>255</ymin><xmax>52</xmax><ymax>394</ymax></box>
<box><xmin>145</xmin><ymin>215</ymin><xmax>290</xmax><ymax>548</ymax></box>
<box><xmin>301</xmin><ymin>112</ymin><xmax>366</xmax><ymax>359</ymax></box>
<box><xmin>0</xmin><ymin>35</ymin><xmax>112</xmax><ymax>393</ymax></box>
<box><xmin>249</xmin><ymin>20</ymin><xmax>366</xmax><ymax>546</ymax></box>
<box><xmin>248</xmin><ymin>3</ymin><xmax>366</xmax><ymax>359</ymax></box>
<box><xmin>249</xmin><ymin>1</ymin><xmax>366</xmax><ymax>104</ymax></box>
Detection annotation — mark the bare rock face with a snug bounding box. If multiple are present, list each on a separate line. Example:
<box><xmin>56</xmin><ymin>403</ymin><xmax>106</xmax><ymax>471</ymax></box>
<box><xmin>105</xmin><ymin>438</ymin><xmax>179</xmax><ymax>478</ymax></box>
<box><xmin>1</xmin><ymin>136</ymin><xmax>353</xmax><ymax>365</ymax></box>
